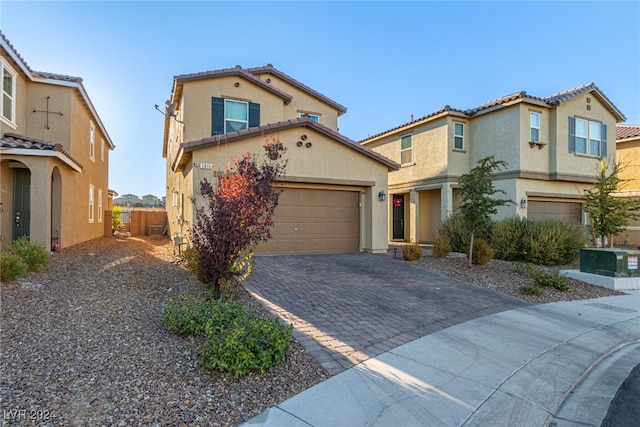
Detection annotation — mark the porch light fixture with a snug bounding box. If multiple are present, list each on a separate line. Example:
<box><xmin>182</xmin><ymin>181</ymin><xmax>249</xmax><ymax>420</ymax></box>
<box><xmin>378</xmin><ymin>191</ymin><xmax>386</xmax><ymax>201</ymax></box>
<box><xmin>520</xmin><ymin>197</ymin><xmax>528</xmax><ymax>209</ymax></box>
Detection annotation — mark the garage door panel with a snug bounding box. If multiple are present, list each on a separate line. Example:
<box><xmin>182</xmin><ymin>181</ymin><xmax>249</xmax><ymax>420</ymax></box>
<box><xmin>528</xmin><ymin>201</ymin><xmax>582</xmax><ymax>223</ymax></box>
<box><xmin>257</xmin><ymin>188</ymin><xmax>360</xmax><ymax>254</ymax></box>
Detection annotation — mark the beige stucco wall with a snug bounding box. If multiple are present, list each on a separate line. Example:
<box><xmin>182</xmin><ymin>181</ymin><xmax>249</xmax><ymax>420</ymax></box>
<box><xmin>167</xmin><ymin>126</ymin><xmax>390</xmax><ymax>253</ymax></box>
<box><xmin>1</xmin><ymin>48</ymin><xmax>111</xmax><ymax>251</ymax></box>
<box><xmin>617</xmin><ymin>137</ymin><xmax>640</xmax><ymax>191</ymax></box>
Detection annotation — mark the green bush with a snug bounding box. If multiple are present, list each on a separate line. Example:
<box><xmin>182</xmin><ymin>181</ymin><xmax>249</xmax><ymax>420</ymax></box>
<box><xmin>525</xmin><ymin>220</ymin><xmax>588</xmax><ymax>266</ymax></box>
<box><xmin>162</xmin><ymin>293</ymin><xmax>244</xmax><ymax>336</ymax></box>
<box><xmin>520</xmin><ymin>285</ymin><xmax>542</xmax><ymax>295</ymax></box>
<box><xmin>0</xmin><ymin>251</ymin><xmax>29</xmax><ymax>282</ymax></box>
<box><xmin>431</xmin><ymin>234</ymin><xmax>452</xmax><ymax>258</ymax></box>
<box><xmin>527</xmin><ymin>266</ymin><xmax>570</xmax><ymax>292</ymax></box>
<box><xmin>402</xmin><ymin>242</ymin><xmax>422</xmax><ymax>261</ymax></box>
<box><xmin>6</xmin><ymin>236</ymin><xmax>50</xmax><ymax>272</ymax></box>
<box><xmin>440</xmin><ymin>214</ymin><xmax>471</xmax><ymax>253</ymax></box>
<box><xmin>491</xmin><ymin>216</ymin><xmax>530</xmax><ymax>261</ymax></box>
<box><xmin>163</xmin><ymin>293</ymin><xmax>293</xmax><ymax>376</ymax></box>
<box><xmin>466</xmin><ymin>238</ymin><xmax>494</xmax><ymax>265</ymax></box>
<box><xmin>199</xmin><ymin>318</ymin><xmax>293</xmax><ymax>377</ymax></box>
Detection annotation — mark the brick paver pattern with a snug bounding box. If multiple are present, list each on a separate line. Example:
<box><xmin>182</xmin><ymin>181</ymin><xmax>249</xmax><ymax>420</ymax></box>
<box><xmin>242</xmin><ymin>250</ymin><xmax>530</xmax><ymax>376</ymax></box>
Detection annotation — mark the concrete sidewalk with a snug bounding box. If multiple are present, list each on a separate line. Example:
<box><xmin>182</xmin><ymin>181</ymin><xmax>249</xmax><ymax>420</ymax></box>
<box><xmin>243</xmin><ymin>291</ymin><xmax>640</xmax><ymax>427</ymax></box>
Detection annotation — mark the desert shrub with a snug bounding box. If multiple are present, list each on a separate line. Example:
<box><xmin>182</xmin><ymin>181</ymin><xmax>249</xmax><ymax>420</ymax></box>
<box><xmin>526</xmin><ymin>265</ymin><xmax>570</xmax><ymax>292</ymax></box>
<box><xmin>465</xmin><ymin>238</ymin><xmax>494</xmax><ymax>265</ymax></box>
<box><xmin>525</xmin><ymin>220</ymin><xmax>588</xmax><ymax>266</ymax></box>
<box><xmin>6</xmin><ymin>236</ymin><xmax>50</xmax><ymax>272</ymax></box>
<box><xmin>402</xmin><ymin>242</ymin><xmax>422</xmax><ymax>261</ymax></box>
<box><xmin>491</xmin><ymin>216</ymin><xmax>530</xmax><ymax>261</ymax></box>
<box><xmin>0</xmin><ymin>251</ymin><xmax>28</xmax><ymax>282</ymax></box>
<box><xmin>163</xmin><ymin>293</ymin><xmax>293</xmax><ymax>376</ymax></box>
<box><xmin>520</xmin><ymin>285</ymin><xmax>542</xmax><ymax>295</ymax></box>
<box><xmin>162</xmin><ymin>293</ymin><xmax>244</xmax><ymax>336</ymax></box>
<box><xmin>440</xmin><ymin>214</ymin><xmax>471</xmax><ymax>253</ymax></box>
<box><xmin>431</xmin><ymin>234</ymin><xmax>452</xmax><ymax>258</ymax></box>
<box><xmin>198</xmin><ymin>318</ymin><xmax>293</xmax><ymax>377</ymax></box>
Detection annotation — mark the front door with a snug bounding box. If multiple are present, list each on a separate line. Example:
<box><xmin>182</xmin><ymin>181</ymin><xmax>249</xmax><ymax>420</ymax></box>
<box><xmin>12</xmin><ymin>168</ymin><xmax>31</xmax><ymax>241</ymax></box>
<box><xmin>392</xmin><ymin>195</ymin><xmax>404</xmax><ymax>240</ymax></box>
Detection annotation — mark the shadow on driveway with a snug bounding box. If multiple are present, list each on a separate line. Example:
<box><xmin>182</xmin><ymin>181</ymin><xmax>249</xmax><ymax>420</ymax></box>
<box><xmin>242</xmin><ymin>251</ymin><xmax>530</xmax><ymax>376</ymax></box>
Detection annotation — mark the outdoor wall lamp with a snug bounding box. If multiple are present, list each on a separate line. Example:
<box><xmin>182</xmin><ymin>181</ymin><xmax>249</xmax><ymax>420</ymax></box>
<box><xmin>520</xmin><ymin>197</ymin><xmax>528</xmax><ymax>209</ymax></box>
<box><xmin>378</xmin><ymin>191</ymin><xmax>386</xmax><ymax>201</ymax></box>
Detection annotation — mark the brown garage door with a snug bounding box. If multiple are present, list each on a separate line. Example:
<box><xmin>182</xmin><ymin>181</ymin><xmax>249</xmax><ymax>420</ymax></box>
<box><xmin>257</xmin><ymin>188</ymin><xmax>359</xmax><ymax>254</ymax></box>
<box><xmin>528</xmin><ymin>201</ymin><xmax>582</xmax><ymax>223</ymax></box>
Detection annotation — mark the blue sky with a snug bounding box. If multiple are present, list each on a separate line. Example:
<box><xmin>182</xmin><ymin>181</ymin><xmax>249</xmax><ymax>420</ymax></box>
<box><xmin>2</xmin><ymin>1</ymin><xmax>639</xmax><ymax>198</ymax></box>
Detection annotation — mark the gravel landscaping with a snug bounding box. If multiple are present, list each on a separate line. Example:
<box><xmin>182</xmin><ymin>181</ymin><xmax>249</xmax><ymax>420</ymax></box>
<box><xmin>1</xmin><ymin>236</ymin><xmax>625</xmax><ymax>426</ymax></box>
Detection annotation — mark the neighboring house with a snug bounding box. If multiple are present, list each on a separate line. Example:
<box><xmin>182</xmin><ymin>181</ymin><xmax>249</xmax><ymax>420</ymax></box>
<box><xmin>163</xmin><ymin>64</ymin><xmax>398</xmax><ymax>254</ymax></box>
<box><xmin>142</xmin><ymin>194</ymin><xmax>160</xmax><ymax>207</ymax></box>
<box><xmin>361</xmin><ymin>83</ymin><xmax>626</xmax><ymax>244</ymax></box>
<box><xmin>0</xmin><ymin>32</ymin><xmax>115</xmax><ymax>251</ymax></box>
<box><xmin>114</xmin><ymin>194</ymin><xmax>141</xmax><ymax>206</ymax></box>
<box><xmin>616</xmin><ymin>124</ymin><xmax>640</xmax><ymax>246</ymax></box>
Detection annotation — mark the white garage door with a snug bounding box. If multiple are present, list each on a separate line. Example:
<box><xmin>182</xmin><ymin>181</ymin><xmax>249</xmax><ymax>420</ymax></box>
<box><xmin>257</xmin><ymin>188</ymin><xmax>359</xmax><ymax>254</ymax></box>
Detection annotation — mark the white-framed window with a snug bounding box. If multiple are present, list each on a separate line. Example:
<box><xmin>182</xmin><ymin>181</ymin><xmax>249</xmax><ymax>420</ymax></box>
<box><xmin>89</xmin><ymin>121</ymin><xmax>96</xmax><ymax>161</ymax></box>
<box><xmin>530</xmin><ymin>112</ymin><xmax>541</xmax><ymax>142</ymax></box>
<box><xmin>299</xmin><ymin>113</ymin><xmax>319</xmax><ymax>122</ymax></box>
<box><xmin>98</xmin><ymin>189</ymin><xmax>103</xmax><ymax>223</ymax></box>
<box><xmin>89</xmin><ymin>185</ymin><xmax>95</xmax><ymax>223</ymax></box>
<box><xmin>224</xmin><ymin>99</ymin><xmax>248</xmax><ymax>133</ymax></box>
<box><xmin>400</xmin><ymin>134</ymin><xmax>412</xmax><ymax>164</ymax></box>
<box><xmin>454</xmin><ymin>122</ymin><xmax>464</xmax><ymax>150</ymax></box>
<box><xmin>1</xmin><ymin>61</ymin><xmax>17</xmax><ymax>125</ymax></box>
<box><xmin>101</xmin><ymin>138</ymin><xmax>105</xmax><ymax>161</ymax></box>
<box><xmin>570</xmin><ymin>117</ymin><xmax>606</xmax><ymax>157</ymax></box>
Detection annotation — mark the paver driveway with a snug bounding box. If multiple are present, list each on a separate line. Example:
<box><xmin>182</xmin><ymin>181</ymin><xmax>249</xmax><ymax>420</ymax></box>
<box><xmin>242</xmin><ymin>251</ymin><xmax>531</xmax><ymax>376</ymax></box>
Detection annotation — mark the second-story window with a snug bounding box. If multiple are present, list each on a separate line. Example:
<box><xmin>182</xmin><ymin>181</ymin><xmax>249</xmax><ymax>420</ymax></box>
<box><xmin>1</xmin><ymin>62</ymin><xmax>16</xmax><ymax>124</ymax></box>
<box><xmin>530</xmin><ymin>112</ymin><xmax>541</xmax><ymax>142</ymax></box>
<box><xmin>569</xmin><ymin>116</ymin><xmax>607</xmax><ymax>157</ymax></box>
<box><xmin>454</xmin><ymin>123</ymin><xmax>464</xmax><ymax>150</ymax></box>
<box><xmin>400</xmin><ymin>134</ymin><xmax>412</xmax><ymax>165</ymax></box>
<box><xmin>101</xmin><ymin>138</ymin><xmax>105</xmax><ymax>161</ymax></box>
<box><xmin>211</xmin><ymin>97</ymin><xmax>260</xmax><ymax>135</ymax></box>
<box><xmin>89</xmin><ymin>122</ymin><xmax>96</xmax><ymax>161</ymax></box>
<box><xmin>299</xmin><ymin>113</ymin><xmax>319</xmax><ymax>122</ymax></box>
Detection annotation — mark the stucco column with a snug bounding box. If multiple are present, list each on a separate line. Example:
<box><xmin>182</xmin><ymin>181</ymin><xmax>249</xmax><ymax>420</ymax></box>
<box><xmin>29</xmin><ymin>161</ymin><xmax>51</xmax><ymax>249</ymax></box>
<box><xmin>410</xmin><ymin>189</ymin><xmax>419</xmax><ymax>243</ymax></box>
<box><xmin>442</xmin><ymin>183</ymin><xmax>453</xmax><ymax>223</ymax></box>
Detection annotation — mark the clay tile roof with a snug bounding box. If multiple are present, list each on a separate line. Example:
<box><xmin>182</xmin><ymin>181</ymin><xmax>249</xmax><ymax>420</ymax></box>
<box><xmin>465</xmin><ymin>91</ymin><xmax>530</xmax><ymax>115</ymax></box>
<box><xmin>31</xmin><ymin>71</ymin><xmax>83</xmax><ymax>84</ymax></box>
<box><xmin>178</xmin><ymin>117</ymin><xmax>398</xmax><ymax>171</ymax></box>
<box><xmin>616</xmin><ymin>124</ymin><xmax>640</xmax><ymax>140</ymax></box>
<box><xmin>245</xmin><ymin>64</ymin><xmax>347</xmax><ymax>115</ymax></box>
<box><xmin>0</xmin><ymin>132</ymin><xmax>84</xmax><ymax>171</ymax></box>
<box><xmin>174</xmin><ymin>65</ymin><xmax>293</xmax><ymax>104</ymax></box>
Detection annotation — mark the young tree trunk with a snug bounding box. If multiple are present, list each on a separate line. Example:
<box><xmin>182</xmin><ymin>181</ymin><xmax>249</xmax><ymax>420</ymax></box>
<box><xmin>468</xmin><ymin>233</ymin><xmax>474</xmax><ymax>268</ymax></box>
<box><xmin>590</xmin><ymin>218</ymin><xmax>598</xmax><ymax>248</ymax></box>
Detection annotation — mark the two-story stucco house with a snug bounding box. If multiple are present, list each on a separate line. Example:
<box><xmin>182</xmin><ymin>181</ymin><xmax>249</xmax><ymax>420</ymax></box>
<box><xmin>616</xmin><ymin>124</ymin><xmax>640</xmax><ymax>246</ymax></box>
<box><xmin>361</xmin><ymin>83</ymin><xmax>626</xmax><ymax>244</ymax></box>
<box><xmin>0</xmin><ymin>32</ymin><xmax>115</xmax><ymax>251</ymax></box>
<box><xmin>162</xmin><ymin>64</ymin><xmax>398</xmax><ymax>254</ymax></box>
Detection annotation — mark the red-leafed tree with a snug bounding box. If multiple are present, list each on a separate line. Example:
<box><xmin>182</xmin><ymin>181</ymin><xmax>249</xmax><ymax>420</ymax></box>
<box><xmin>190</xmin><ymin>135</ymin><xmax>287</xmax><ymax>297</ymax></box>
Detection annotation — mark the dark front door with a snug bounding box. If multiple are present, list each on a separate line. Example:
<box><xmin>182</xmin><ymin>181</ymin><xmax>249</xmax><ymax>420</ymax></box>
<box><xmin>392</xmin><ymin>195</ymin><xmax>404</xmax><ymax>240</ymax></box>
<box><xmin>12</xmin><ymin>168</ymin><xmax>31</xmax><ymax>241</ymax></box>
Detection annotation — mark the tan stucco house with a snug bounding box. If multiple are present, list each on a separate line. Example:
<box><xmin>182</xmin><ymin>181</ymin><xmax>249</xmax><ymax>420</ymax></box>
<box><xmin>616</xmin><ymin>124</ymin><xmax>640</xmax><ymax>246</ymax></box>
<box><xmin>0</xmin><ymin>32</ymin><xmax>115</xmax><ymax>251</ymax></box>
<box><xmin>361</xmin><ymin>83</ymin><xmax>626</xmax><ymax>244</ymax></box>
<box><xmin>163</xmin><ymin>64</ymin><xmax>398</xmax><ymax>254</ymax></box>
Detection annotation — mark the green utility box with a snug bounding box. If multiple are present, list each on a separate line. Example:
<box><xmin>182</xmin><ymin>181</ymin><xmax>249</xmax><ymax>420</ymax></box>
<box><xmin>580</xmin><ymin>248</ymin><xmax>640</xmax><ymax>278</ymax></box>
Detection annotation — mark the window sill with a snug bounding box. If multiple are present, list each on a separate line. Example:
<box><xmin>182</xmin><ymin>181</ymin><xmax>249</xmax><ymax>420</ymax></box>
<box><xmin>0</xmin><ymin>116</ymin><xmax>17</xmax><ymax>130</ymax></box>
<box><xmin>400</xmin><ymin>162</ymin><xmax>416</xmax><ymax>168</ymax></box>
<box><xmin>452</xmin><ymin>148</ymin><xmax>466</xmax><ymax>153</ymax></box>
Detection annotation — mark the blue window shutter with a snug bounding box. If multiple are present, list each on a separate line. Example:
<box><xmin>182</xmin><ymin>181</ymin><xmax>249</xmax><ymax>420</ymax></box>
<box><xmin>601</xmin><ymin>123</ymin><xmax>608</xmax><ymax>158</ymax></box>
<box><xmin>249</xmin><ymin>102</ymin><xmax>260</xmax><ymax>128</ymax></box>
<box><xmin>211</xmin><ymin>97</ymin><xmax>224</xmax><ymax>135</ymax></box>
<box><xmin>568</xmin><ymin>116</ymin><xmax>576</xmax><ymax>153</ymax></box>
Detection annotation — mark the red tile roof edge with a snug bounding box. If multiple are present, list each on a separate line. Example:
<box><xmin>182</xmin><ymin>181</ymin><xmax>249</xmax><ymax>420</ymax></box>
<box><xmin>616</xmin><ymin>124</ymin><xmax>640</xmax><ymax>141</ymax></box>
<box><xmin>0</xmin><ymin>132</ymin><xmax>84</xmax><ymax>171</ymax></box>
